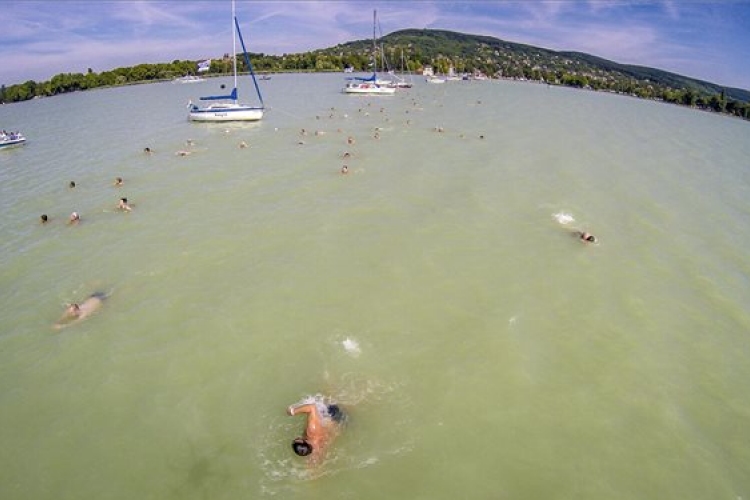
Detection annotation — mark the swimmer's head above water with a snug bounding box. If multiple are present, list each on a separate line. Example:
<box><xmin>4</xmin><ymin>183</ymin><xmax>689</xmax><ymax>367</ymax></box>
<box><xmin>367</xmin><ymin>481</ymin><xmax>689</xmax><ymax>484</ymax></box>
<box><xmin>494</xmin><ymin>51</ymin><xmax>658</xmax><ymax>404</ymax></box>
<box><xmin>292</xmin><ymin>438</ymin><xmax>313</xmax><ymax>456</ymax></box>
<box><xmin>579</xmin><ymin>231</ymin><xmax>597</xmax><ymax>243</ymax></box>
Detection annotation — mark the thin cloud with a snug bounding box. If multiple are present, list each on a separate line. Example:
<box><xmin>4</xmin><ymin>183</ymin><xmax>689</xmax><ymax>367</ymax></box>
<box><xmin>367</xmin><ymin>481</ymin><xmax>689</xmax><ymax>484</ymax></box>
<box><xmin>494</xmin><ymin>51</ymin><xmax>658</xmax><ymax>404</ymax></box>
<box><xmin>1</xmin><ymin>0</ymin><xmax>748</xmax><ymax>89</ymax></box>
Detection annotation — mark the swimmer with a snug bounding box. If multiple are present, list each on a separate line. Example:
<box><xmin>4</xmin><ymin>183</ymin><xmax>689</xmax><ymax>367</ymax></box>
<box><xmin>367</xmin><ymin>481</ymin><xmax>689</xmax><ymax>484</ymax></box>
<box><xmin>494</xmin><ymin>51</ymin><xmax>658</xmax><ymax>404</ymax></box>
<box><xmin>575</xmin><ymin>231</ymin><xmax>597</xmax><ymax>243</ymax></box>
<box><xmin>114</xmin><ymin>177</ymin><xmax>123</xmax><ymax>186</ymax></box>
<box><xmin>239</xmin><ymin>141</ymin><xmax>248</xmax><ymax>149</ymax></box>
<box><xmin>288</xmin><ymin>399</ymin><xmax>345</xmax><ymax>466</ymax></box>
<box><xmin>175</xmin><ymin>150</ymin><xmax>192</xmax><ymax>156</ymax></box>
<box><xmin>69</xmin><ymin>181</ymin><xmax>76</xmax><ymax>189</ymax></box>
<box><xmin>341</xmin><ymin>165</ymin><xmax>349</xmax><ymax>175</ymax></box>
<box><xmin>117</xmin><ymin>197</ymin><xmax>132</xmax><ymax>212</ymax></box>
<box><xmin>40</xmin><ymin>214</ymin><xmax>48</xmax><ymax>224</ymax></box>
<box><xmin>143</xmin><ymin>147</ymin><xmax>153</xmax><ymax>154</ymax></box>
<box><xmin>347</xmin><ymin>136</ymin><xmax>355</xmax><ymax>145</ymax></box>
<box><xmin>68</xmin><ymin>212</ymin><xmax>80</xmax><ymax>224</ymax></box>
<box><xmin>342</xmin><ymin>151</ymin><xmax>351</xmax><ymax>159</ymax></box>
<box><xmin>53</xmin><ymin>292</ymin><xmax>107</xmax><ymax>329</ymax></box>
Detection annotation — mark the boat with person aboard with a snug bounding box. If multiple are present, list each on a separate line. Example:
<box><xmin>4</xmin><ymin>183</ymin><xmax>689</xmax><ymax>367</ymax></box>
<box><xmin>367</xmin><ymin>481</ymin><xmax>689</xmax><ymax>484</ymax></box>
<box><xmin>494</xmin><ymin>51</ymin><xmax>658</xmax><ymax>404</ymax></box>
<box><xmin>0</xmin><ymin>131</ymin><xmax>26</xmax><ymax>149</ymax></box>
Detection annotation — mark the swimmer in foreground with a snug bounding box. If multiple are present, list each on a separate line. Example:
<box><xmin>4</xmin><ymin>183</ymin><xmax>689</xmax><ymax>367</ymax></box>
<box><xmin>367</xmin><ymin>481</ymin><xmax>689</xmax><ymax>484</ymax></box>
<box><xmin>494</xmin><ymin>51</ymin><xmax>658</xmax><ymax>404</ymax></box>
<box><xmin>288</xmin><ymin>399</ymin><xmax>345</xmax><ymax>466</ymax></box>
<box><xmin>68</xmin><ymin>211</ymin><xmax>80</xmax><ymax>225</ymax></box>
<box><xmin>54</xmin><ymin>292</ymin><xmax>107</xmax><ymax>329</ymax></box>
<box><xmin>576</xmin><ymin>231</ymin><xmax>597</xmax><ymax>243</ymax></box>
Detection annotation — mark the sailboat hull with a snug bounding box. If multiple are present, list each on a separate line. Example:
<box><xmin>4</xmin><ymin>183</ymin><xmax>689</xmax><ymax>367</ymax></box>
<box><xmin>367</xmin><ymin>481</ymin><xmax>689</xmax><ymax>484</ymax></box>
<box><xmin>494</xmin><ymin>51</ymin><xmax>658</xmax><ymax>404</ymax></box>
<box><xmin>188</xmin><ymin>103</ymin><xmax>264</xmax><ymax>122</ymax></box>
<box><xmin>343</xmin><ymin>83</ymin><xmax>396</xmax><ymax>95</ymax></box>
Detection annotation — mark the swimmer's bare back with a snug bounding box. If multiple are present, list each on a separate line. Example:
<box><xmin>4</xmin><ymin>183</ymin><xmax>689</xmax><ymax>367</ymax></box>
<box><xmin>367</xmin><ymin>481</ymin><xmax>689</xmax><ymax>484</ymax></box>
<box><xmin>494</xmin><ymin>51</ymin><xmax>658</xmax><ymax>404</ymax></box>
<box><xmin>289</xmin><ymin>403</ymin><xmax>340</xmax><ymax>466</ymax></box>
<box><xmin>53</xmin><ymin>294</ymin><xmax>105</xmax><ymax>329</ymax></box>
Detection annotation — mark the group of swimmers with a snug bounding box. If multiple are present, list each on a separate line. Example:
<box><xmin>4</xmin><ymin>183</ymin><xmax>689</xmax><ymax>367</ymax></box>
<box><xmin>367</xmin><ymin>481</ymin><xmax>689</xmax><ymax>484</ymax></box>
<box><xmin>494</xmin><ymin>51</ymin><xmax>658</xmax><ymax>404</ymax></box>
<box><xmin>47</xmin><ymin>102</ymin><xmax>599</xmax><ymax>468</ymax></box>
<box><xmin>48</xmin><ymin>174</ymin><xmax>136</xmax><ymax>328</ymax></box>
<box><xmin>39</xmin><ymin>176</ymin><xmax>132</xmax><ymax>226</ymax></box>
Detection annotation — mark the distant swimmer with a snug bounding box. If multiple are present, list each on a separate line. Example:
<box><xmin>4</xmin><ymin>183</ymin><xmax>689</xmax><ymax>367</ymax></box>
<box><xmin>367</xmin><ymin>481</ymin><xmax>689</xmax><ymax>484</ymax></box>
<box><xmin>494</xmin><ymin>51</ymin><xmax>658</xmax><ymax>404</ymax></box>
<box><xmin>117</xmin><ymin>197</ymin><xmax>132</xmax><ymax>212</ymax></box>
<box><xmin>114</xmin><ymin>177</ymin><xmax>123</xmax><ymax>186</ymax></box>
<box><xmin>175</xmin><ymin>150</ymin><xmax>192</xmax><ymax>156</ymax></box>
<box><xmin>143</xmin><ymin>147</ymin><xmax>153</xmax><ymax>154</ymax></box>
<box><xmin>69</xmin><ymin>181</ymin><xmax>76</xmax><ymax>189</ymax></box>
<box><xmin>54</xmin><ymin>292</ymin><xmax>107</xmax><ymax>329</ymax></box>
<box><xmin>40</xmin><ymin>214</ymin><xmax>48</xmax><ymax>224</ymax></box>
<box><xmin>288</xmin><ymin>397</ymin><xmax>346</xmax><ymax>466</ymax></box>
<box><xmin>340</xmin><ymin>165</ymin><xmax>349</xmax><ymax>175</ymax></box>
<box><xmin>575</xmin><ymin>231</ymin><xmax>597</xmax><ymax>243</ymax></box>
<box><xmin>239</xmin><ymin>141</ymin><xmax>248</xmax><ymax>149</ymax></box>
<box><xmin>68</xmin><ymin>211</ymin><xmax>80</xmax><ymax>224</ymax></box>
<box><xmin>347</xmin><ymin>136</ymin><xmax>355</xmax><ymax>145</ymax></box>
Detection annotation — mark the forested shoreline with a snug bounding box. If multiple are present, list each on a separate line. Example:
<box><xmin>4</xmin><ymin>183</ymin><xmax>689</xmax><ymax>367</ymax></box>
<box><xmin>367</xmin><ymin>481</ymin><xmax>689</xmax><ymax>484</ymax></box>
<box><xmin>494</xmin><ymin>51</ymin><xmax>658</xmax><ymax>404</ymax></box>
<box><xmin>2</xmin><ymin>28</ymin><xmax>748</xmax><ymax>121</ymax></box>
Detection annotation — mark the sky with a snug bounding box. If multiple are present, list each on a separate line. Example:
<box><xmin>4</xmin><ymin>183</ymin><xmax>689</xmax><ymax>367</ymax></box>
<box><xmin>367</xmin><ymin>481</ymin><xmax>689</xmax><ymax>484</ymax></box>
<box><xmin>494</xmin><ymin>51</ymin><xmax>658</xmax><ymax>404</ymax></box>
<box><xmin>2</xmin><ymin>0</ymin><xmax>749</xmax><ymax>90</ymax></box>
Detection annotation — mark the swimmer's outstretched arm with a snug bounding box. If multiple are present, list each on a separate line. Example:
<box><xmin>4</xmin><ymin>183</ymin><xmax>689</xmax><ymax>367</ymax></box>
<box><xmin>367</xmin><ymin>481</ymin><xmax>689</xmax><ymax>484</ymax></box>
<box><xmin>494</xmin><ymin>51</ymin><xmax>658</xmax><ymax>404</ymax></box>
<box><xmin>288</xmin><ymin>403</ymin><xmax>315</xmax><ymax>416</ymax></box>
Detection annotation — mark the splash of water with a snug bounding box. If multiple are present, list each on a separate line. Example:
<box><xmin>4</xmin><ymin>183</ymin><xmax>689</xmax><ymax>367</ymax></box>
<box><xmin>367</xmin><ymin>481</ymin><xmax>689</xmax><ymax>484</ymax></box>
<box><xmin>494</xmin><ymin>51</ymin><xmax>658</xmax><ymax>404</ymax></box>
<box><xmin>553</xmin><ymin>212</ymin><xmax>575</xmax><ymax>225</ymax></box>
<box><xmin>342</xmin><ymin>337</ymin><xmax>361</xmax><ymax>357</ymax></box>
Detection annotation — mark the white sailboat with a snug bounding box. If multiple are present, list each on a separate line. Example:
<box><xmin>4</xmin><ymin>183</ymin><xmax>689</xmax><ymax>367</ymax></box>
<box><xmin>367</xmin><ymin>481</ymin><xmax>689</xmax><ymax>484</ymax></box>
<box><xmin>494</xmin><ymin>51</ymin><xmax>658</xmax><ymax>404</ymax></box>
<box><xmin>188</xmin><ymin>0</ymin><xmax>264</xmax><ymax>122</ymax></box>
<box><xmin>391</xmin><ymin>49</ymin><xmax>414</xmax><ymax>88</ymax></box>
<box><xmin>343</xmin><ymin>10</ymin><xmax>396</xmax><ymax>95</ymax></box>
<box><xmin>173</xmin><ymin>74</ymin><xmax>205</xmax><ymax>84</ymax></box>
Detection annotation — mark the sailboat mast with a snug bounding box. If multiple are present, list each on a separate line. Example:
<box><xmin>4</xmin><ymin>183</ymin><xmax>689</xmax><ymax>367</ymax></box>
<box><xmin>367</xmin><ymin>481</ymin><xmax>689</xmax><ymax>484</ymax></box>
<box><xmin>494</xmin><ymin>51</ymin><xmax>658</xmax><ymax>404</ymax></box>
<box><xmin>372</xmin><ymin>9</ymin><xmax>377</xmax><ymax>73</ymax></box>
<box><xmin>232</xmin><ymin>0</ymin><xmax>238</xmax><ymax>101</ymax></box>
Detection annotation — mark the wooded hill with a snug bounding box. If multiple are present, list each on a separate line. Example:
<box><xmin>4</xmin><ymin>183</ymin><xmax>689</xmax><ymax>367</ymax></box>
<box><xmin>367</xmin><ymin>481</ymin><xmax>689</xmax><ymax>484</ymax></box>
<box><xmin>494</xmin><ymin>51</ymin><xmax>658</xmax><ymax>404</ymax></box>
<box><xmin>322</xmin><ymin>28</ymin><xmax>750</xmax><ymax>105</ymax></box>
<box><xmin>2</xmin><ymin>28</ymin><xmax>748</xmax><ymax>120</ymax></box>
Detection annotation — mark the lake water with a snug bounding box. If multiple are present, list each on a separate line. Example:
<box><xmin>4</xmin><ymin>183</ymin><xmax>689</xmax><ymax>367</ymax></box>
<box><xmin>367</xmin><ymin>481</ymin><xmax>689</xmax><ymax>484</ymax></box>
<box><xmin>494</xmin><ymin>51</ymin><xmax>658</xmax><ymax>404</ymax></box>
<box><xmin>1</xmin><ymin>73</ymin><xmax>749</xmax><ymax>499</ymax></box>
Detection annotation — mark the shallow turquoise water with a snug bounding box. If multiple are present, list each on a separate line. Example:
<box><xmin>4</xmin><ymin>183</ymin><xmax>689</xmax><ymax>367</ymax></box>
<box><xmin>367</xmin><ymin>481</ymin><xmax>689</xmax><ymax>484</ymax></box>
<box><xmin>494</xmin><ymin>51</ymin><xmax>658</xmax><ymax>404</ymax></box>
<box><xmin>1</xmin><ymin>74</ymin><xmax>749</xmax><ymax>499</ymax></box>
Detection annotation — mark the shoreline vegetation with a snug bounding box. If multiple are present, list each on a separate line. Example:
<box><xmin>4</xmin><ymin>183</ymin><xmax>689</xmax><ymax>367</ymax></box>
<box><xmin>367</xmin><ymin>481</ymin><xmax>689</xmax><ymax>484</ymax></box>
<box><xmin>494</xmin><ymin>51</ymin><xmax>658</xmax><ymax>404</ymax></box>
<box><xmin>2</xmin><ymin>28</ymin><xmax>748</xmax><ymax>121</ymax></box>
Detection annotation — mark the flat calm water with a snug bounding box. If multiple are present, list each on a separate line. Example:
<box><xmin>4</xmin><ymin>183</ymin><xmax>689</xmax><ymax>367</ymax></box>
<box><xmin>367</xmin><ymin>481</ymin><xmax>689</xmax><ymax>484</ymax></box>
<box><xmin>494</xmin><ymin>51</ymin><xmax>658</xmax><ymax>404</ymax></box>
<box><xmin>1</xmin><ymin>73</ymin><xmax>749</xmax><ymax>499</ymax></box>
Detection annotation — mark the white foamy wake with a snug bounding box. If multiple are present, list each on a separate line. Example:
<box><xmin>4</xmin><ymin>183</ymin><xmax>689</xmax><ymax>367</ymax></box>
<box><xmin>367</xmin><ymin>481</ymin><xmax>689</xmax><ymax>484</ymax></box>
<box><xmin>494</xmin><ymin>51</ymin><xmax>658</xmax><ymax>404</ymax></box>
<box><xmin>342</xmin><ymin>337</ymin><xmax>361</xmax><ymax>357</ymax></box>
<box><xmin>553</xmin><ymin>212</ymin><xmax>575</xmax><ymax>225</ymax></box>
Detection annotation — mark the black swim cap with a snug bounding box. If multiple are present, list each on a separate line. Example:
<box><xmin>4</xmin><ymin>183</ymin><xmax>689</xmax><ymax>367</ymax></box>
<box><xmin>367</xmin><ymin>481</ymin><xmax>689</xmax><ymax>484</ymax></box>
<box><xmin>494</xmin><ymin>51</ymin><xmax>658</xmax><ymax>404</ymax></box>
<box><xmin>292</xmin><ymin>439</ymin><xmax>312</xmax><ymax>456</ymax></box>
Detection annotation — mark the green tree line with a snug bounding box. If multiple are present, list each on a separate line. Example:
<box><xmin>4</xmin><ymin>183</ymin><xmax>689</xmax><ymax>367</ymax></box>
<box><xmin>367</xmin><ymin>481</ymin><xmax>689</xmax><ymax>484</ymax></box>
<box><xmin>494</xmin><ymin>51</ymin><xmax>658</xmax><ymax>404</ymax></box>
<box><xmin>2</xmin><ymin>29</ymin><xmax>748</xmax><ymax>121</ymax></box>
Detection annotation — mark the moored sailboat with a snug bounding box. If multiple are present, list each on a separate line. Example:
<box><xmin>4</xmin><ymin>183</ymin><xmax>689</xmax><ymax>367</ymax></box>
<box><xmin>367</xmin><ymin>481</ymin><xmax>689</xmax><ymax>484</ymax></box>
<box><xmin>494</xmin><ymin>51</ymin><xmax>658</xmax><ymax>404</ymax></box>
<box><xmin>188</xmin><ymin>0</ymin><xmax>264</xmax><ymax>122</ymax></box>
<box><xmin>342</xmin><ymin>10</ymin><xmax>396</xmax><ymax>96</ymax></box>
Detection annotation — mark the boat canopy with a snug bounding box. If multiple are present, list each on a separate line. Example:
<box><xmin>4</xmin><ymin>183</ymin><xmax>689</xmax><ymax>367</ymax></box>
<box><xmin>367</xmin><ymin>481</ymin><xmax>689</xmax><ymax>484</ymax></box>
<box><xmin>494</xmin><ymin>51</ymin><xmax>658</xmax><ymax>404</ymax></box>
<box><xmin>346</xmin><ymin>73</ymin><xmax>377</xmax><ymax>82</ymax></box>
<box><xmin>199</xmin><ymin>87</ymin><xmax>238</xmax><ymax>101</ymax></box>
